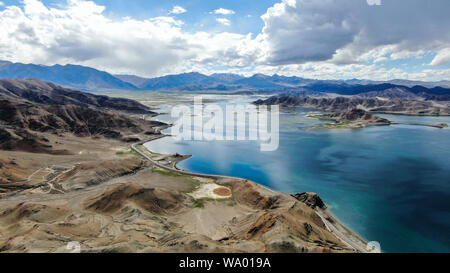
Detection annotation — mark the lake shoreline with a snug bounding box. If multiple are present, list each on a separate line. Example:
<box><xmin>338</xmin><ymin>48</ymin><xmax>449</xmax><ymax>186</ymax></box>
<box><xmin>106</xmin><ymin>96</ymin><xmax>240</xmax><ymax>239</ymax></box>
<box><xmin>136</xmin><ymin>135</ymin><xmax>371</xmax><ymax>253</ymax></box>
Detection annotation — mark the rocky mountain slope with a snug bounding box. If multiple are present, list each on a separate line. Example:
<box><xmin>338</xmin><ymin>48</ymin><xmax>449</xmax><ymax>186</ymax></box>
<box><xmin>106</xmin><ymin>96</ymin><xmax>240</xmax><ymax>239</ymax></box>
<box><xmin>330</xmin><ymin>109</ymin><xmax>390</xmax><ymax>124</ymax></box>
<box><xmin>0</xmin><ymin>136</ymin><xmax>364</xmax><ymax>253</ymax></box>
<box><xmin>114</xmin><ymin>74</ymin><xmax>149</xmax><ymax>87</ymax></box>
<box><xmin>0</xmin><ymin>79</ymin><xmax>159</xmax><ymax>154</ymax></box>
<box><xmin>0</xmin><ymin>118</ymin><xmax>366</xmax><ymax>253</ymax></box>
<box><xmin>0</xmin><ymin>61</ymin><xmax>137</xmax><ymax>91</ymax></box>
<box><xmin>0</xmin><ymin>79</ymin><xmax>153</xmax><ymax>114</ymax></box>
<box><xmin>316</xmin><ymin>109</ymin><xmax>392</xmax><ymax>129</ymax></box>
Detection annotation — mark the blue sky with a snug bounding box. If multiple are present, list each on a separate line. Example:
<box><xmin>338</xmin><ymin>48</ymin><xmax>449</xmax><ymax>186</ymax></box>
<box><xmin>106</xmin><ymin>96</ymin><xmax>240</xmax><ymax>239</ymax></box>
<box><xmin>0</xmin><ymin>0</ymin><xmax>449</xmax><ymax>81</ymax></box>
<box><xmin>94</xmin><ymin>0</ymin><xmax>278</xmax><ymax>34</ymax></box>
<box><xmin>1</xmin><ymin>0</ymin><xmax>278</xmax><ymax>34</ymax></box>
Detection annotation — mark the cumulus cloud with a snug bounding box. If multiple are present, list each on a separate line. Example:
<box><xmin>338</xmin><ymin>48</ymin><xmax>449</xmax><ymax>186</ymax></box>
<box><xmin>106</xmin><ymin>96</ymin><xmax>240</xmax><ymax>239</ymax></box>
<box><xmin>169</xmin><ymin>5</ymin><xmax>187</xmax><ymax>14</ymax></box>
<box><xmin>260</xmin><ymin>0</ymin><xmax>450</xmax><ymax>66</ymax></box>
<box><xmin>213</xmin><ymin>8</ymin><xmax>235</xmax><ymax>15</ymax></box>
<box><xmin>366</xmin><ymin>0</ymin><xmax>381</xmax><ymax>6</ymax></box>
<box><xmin>216</xmin><ymin>18</ymin><xmax>231</xmax><ymax>26</ymax></box>
<box><xmin>0</xmin><ymin>0</ymin><xmax>261</xmax><ymax>76</ymax></box>
<box><xmin>431</xmin><ymin>48</ymin><xmax>450</xmax><ymax>66</ymax></box>
<box><xmin>0</xmin><ymin>2</ymin><xmax>4</xmax><ymax>6</ymax></box>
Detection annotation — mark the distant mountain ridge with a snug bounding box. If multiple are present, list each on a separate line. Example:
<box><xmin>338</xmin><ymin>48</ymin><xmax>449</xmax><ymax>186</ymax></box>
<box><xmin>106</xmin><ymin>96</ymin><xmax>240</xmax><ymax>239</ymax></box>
<box><xmin>1</xmin><ymin>60</ymin><xmax>450</xmax><ymax>97</ymax></box>
<box><xmin>0</xmin><ymin>61</ymin><xmax>137</xmax><ymax>91</ymax></box>
<box><xmin>114</xmin><ymin>74</ymin><xmax>149</xmax><ymax>87</ymax></box>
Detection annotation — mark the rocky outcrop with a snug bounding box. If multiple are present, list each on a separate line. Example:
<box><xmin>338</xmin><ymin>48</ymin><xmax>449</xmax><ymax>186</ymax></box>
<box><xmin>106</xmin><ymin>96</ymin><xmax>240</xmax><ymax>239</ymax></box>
<box><xmin>328</xmin><ymin>109</ymin><xmax>391</xmax><ymax>127</ymax></box>
<box><xmin>291</xmin><ymin>192</ymin><xmax>327</xmax><ymax>210</ymax></box>
<box><xmin>228</xmin><ymin>179</ymin><xmax>281</xmax><ymax>210</ymax></box>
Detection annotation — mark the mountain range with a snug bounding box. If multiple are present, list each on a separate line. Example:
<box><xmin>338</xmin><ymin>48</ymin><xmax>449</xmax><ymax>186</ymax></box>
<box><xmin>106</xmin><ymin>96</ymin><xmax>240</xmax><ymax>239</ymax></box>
<box><xmin>0</xmin><ymin>61</ymin><xmax>136</xmax><ymax>91</ymax></box>
<box><xmin>1</xmin><ymin>60</ymin><xmax>450</xmax><ymax>97</ymax></box>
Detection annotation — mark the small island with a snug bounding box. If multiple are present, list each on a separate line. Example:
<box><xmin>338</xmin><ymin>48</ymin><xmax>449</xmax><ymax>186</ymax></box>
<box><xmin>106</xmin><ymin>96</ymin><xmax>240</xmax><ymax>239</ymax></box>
<box><xmin>308</xmin><ymin>109</ymin><xmax>392</xmax><ymax>129</ymax></box>
<box><xmin>308</xmin><ymin>109</ymin><xmax>448</xmax><ymax>130</ymax></box>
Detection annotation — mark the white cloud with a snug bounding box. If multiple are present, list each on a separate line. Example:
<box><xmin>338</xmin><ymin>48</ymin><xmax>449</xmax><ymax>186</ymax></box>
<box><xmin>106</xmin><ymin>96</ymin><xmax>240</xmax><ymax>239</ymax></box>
<box><xmin>0</xmin><ymin>0</ymin><xmax>258</xmax><ymax>77</ymax></box>
<box><xmin>216</xmin><ymin>18</ymin><xmax>231</xmax><ymax>26</ymax></box>
<box><xmin>367</xmin><ymin>0</ymin><xmax>381</xmax><ymax>6</ymax></box>
<box><xmin>169</xmin><ymin>5</ymin><xmax>186</xmax><ymax>15</ymax></box>
<box><xmin>0</xmin><ymin>0</ymin><xmax>448</xmax><ymax>81</ymax></box>
<box><xmin>213</xmin><ymin>8</ymin><xmax>235</xmax><ymax>15</ymax></box>
<box><xmin>0</xmin><ymin>2</ymin><xmax>4</xmax><ymax>7</ymax></box>
<box><xmin>260</xmin><ymin>0</ymin><xmax>450</xmax><ymax>66</ymax></box>
<box><xmin>431</xmin><ymin>48</ymin><xmax>450</xmax><ymax>66</ymax></box>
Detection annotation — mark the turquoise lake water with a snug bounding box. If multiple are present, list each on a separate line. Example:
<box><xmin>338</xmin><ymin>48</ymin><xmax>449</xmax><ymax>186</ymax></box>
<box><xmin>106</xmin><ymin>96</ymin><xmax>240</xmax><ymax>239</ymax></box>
<box><xmin>144</xmin><ymin>98</ymin><xmax>450</xmax><ymax>253</ymax></box>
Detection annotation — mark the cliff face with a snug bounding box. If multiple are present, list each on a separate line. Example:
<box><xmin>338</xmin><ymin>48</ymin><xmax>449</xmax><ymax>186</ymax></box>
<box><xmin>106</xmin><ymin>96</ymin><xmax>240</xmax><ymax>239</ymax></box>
<box><xmin>291</xmin><ymin>192</ymin><xmax>327</xmax><ymax>210</ymax></box>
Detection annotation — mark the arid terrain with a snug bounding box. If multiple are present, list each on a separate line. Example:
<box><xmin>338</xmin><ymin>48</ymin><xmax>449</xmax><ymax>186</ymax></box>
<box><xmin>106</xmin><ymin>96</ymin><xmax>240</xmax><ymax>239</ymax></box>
<box><xmin>0</xmin><ymin>129</ymin><xmax>366</xmax><ymax>253</ymax></box>
<box><xmin>0</xmin><ymin>79</ymin><xmax>366</xmax><ymax>253</ymax></box>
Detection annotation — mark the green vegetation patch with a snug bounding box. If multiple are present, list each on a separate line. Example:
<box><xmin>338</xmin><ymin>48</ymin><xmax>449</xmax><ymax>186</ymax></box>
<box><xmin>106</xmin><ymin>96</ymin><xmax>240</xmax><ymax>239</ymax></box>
<box><xmin>116</xmin><ymin>149</ymin><xmax>139</xmax><ymax>157</ymax></box>
<box><xmin>152</xmin><ymin>167</ymin><xmax>184</xmax><ymax>177</ymax></box>
<box><xmin>193</xmin><ymin>199</ymin><xmax>205</xmax><ymax>209</ymax></box>
<box><xmin>152</xmin><ymin>167</ymin><xmax>200</xmax><ymax>193</ymax></box>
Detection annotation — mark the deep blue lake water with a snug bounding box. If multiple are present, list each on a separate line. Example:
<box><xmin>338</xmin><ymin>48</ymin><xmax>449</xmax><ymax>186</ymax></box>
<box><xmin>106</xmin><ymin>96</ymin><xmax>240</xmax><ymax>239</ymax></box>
<box><xmin>145</xmin><ymin>99</ymin><xmax>450</xmax><ymax>253</ymax></box>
